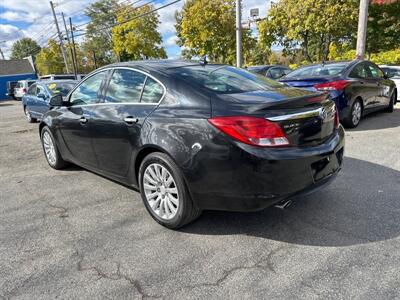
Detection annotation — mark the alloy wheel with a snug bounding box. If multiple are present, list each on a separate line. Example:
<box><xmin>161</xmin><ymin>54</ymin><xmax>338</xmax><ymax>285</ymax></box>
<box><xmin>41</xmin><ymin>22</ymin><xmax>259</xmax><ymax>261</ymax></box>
<box><xmin>352</xmin><ymin>101</ymin><xmax>362</xmax><ymax>126</ymax></box>
<box><xmin>42</xmin><ymin>131</ymin><xmax>57</xmax><ymax>166</ymax></box>
<box><xmin>143</xmin><ymin>163</ymin><xmax>179</xmax><ymax>220</ymax></box>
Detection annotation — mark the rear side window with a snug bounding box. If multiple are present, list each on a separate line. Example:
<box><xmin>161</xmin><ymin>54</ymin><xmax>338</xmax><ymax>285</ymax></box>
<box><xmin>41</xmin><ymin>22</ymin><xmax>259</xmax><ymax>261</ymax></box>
<box><xmin>105</xmin><ymin>69</ymin><xmax>146</xmax><ymax>103</ymax></box>
<box><xmin>69</xmin><ymin>71</ymin><xmax>107</xmax><ymax>106</ymax></box>
<box><xmin>268</xmin><ymin>68</ymin><xmax>286</xmax><ymax>79</ymax></box>
<box><xmin>141</xmin><ymin>77</ymin><xmax>164</xmax><ymax>103</ymax></box>
<box><xmin>349</xmin><ymin>64</ymin><xmax>368</xmax><ymax>78</ymax></box>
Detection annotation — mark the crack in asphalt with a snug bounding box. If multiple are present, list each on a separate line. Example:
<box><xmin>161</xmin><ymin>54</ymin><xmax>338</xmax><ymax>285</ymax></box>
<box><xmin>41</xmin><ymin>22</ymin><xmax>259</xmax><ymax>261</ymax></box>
<box><xmin>74</xmin><ymin>251</ymin><xmax>162</xmax><ymax>299</ymax></box>
<box><xmin>181</xmin><ymin>245</ymin><xmax>291</xmax><ymax>291</ymax></box>
<box><xmin>48</xmin><ymin>204</ymin><xmax>69</xmax><ymax>218</ymax></box>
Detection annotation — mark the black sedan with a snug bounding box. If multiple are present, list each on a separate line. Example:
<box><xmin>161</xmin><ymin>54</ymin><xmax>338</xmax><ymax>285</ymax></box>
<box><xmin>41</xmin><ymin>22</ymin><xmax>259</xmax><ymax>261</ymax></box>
<box><xmin>280</xmin><ymin>60</ymin><xmax>397</xmax><ymax>128</ymax></box>
<box><xmin>39</xmin><ymin>60</ymin><xmax>344</xmax><ymax>228</ymax></box>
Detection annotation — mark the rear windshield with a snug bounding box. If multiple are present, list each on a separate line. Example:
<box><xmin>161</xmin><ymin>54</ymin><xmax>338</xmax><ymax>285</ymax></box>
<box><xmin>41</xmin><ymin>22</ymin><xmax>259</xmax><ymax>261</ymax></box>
<box><xmin>286</xmin><ymin>63</ymin><xmax>348</xmax><ymax>78</ymax></box>
<box><xmin>171</xmin><ymin>65</ymin><xmax>283</xmax><ymax>93</ymax></box>
<box><xmin>46</xmin><ymin>82</ymin><xmax>76</xmax><ymax>96</ymax></box>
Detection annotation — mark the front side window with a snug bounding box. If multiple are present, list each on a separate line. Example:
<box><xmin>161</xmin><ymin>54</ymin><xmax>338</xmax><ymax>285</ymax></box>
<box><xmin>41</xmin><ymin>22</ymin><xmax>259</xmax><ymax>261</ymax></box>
<box><xmin>141</xmin><ymin>77</ymin><xmax>164</xmax><ymax>103</ymax></box>
<box><xmin>27</xmin><ymin>84</ymin><xmax>36</xmax><ymax>95</ymax></box>
<box><xmin>36</xmin><ymin>85</ymin><xmax>47</xmax><ymax>96</ymax></box>
<box><xmin>367</xmin><ymin>64</ymin><xmax>384</xmax><ymax>79</ymax></box>
<box><xmin>105</xmin><ymin>69</ymin><xmax>146</xmax><ymax>103</ymax></box>
<box><xmin>349</xmin><ymin>63</ymin><xmax>368</xmax><ymax>79</ymax></box>
<box><xmin>69</xmin><ymin>71</ymin><xmax>107</xmax><ymax>106</ymax></box>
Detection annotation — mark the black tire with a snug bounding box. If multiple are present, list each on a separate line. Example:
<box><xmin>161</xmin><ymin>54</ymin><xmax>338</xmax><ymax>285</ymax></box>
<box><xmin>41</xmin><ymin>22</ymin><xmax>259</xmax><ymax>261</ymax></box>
<box><xmin>385</xmin><ymin>92</ymin><xmax>395</xmax><ymax>113</ymax></box>
<box><xmin>40</xmin><ymin>126</ymin><xmax>68</xmax><ymax>170</ymax></box>
<box><xmin>343</xmin><ymin>99</ymin><xmax>362</xmax><ymax>128</ymax></box>
<box><xmin>139</xmin><ymin>152</ymin><xmax>201</xmax><ymax>229</ymax></box>
<box><xmin>24</xmin><ymin>106</ymin><xmax>36</xmax><ymax>123</ymax></box>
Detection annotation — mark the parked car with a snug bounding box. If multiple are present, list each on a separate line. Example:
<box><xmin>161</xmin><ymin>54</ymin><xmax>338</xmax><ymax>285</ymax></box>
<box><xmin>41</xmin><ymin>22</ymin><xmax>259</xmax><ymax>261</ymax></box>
<box><xmin>39</xmin><ymin>74</ymin><xmax>85</xmax><ymax>81</ymax></box>
<box><xmin>22</xmin><ymin>80</ymin><xmax>77</xmax><ymax>123</ymax></box>
<box><xmin>6</xmin><ymin>81</ymin><xmax>18</xmax><ymax>99</ymax></box>
<box><xmin>380</xmin><ymin>65</ymin><xmax>400</xmax><ymax>102</ymax></box>
<box><xmin>39</xmin><ymin>60</ymin><xmax>344</xmax><ymax>229</ymax></box>
<box><xmin>248</xmin><ymin>65</ymin><xmax>292</xmax><ymax>80</ymax></box>
<box><xmin>279</xmin><ymin>60</ymin><xmax>397</xmax><ymax>128</ymax></box>
<box><xmin>14</xmin><ymin>79</ymin><xmax>36</xmax><ymax>100</ymax></box>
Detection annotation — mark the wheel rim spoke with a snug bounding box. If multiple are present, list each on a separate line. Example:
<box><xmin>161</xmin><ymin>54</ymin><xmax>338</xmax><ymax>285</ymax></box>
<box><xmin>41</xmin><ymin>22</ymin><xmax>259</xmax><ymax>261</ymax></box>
<box><xmin>143</xmin><ymin>163</ymin><xmax>179</xmax><ymax>220</ymax></box>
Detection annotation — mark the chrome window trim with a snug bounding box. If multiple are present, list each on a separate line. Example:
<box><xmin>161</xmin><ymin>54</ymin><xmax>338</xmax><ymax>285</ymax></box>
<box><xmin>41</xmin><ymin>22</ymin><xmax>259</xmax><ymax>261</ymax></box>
<box><xmin>65</xmin><ymin>66</ymin><xmax>167</xmax><ymax>107</ymax></box>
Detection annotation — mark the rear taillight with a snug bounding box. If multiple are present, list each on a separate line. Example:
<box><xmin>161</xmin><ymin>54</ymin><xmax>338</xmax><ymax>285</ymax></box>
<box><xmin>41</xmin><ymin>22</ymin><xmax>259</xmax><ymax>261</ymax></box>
<box><xmin>334</xmin><ymin>106</ymin><xmax>340</xmax><ymax>129</ymax></box>
<box><xmin>22</xmin><ymin>88</ymin><xmax>27</xmax><ymax>93</ymax></box>
<box><xmin>208</xmin><ymin>116</ymin><xmax>290</xmax><ymax>147</ymax></box>
<box><xmin>314</xmin><ymin>80</ymin><xmax>351</xmax><ymax>91</ymax></box>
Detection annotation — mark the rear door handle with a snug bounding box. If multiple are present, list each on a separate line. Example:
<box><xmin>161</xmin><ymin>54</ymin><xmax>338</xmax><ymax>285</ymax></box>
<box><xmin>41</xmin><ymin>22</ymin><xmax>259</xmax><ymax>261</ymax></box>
<box><xmin>79</xmin><ymin>116</ymin><xmax>88</xmax><ymax>124</ymax></box>
<box><xmin>124</xmin><ymin>116</ymin><xmax>139</xmax><ymax>124</ymax></box>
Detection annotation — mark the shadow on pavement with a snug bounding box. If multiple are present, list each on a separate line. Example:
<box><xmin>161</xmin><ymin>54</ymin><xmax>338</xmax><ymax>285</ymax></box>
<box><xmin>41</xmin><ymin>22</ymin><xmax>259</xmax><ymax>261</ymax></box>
<box><xmin>347</xmin><ymin>105</ymin><xmax>400</xmax><ymax>132</ymax></box>
<box><xmin>182</xmin><ymin>157</ymin><xmax>400</xmax><ymax>247</ymax></box>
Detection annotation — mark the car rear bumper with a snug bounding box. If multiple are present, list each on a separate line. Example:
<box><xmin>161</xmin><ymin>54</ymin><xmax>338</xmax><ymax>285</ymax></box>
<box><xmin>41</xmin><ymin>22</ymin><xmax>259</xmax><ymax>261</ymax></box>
<box><xmin>184</xmin><ymin>126</ymin><xmax>345</xmax><ymax>212</ymax></box>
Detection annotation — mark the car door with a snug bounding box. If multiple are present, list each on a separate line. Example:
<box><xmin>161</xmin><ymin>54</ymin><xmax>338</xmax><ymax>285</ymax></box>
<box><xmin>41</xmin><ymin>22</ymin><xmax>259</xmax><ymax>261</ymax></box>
<box><xmin>366</xmin><ymin>63</ymin><xmax>391</xmax><ymax>107</ymax></box>
<box><xmin>58</xmin><ymin>70</ymin><xmax>108</xmax><ymax>167</ymax></box>
<box><xmin>348</xmin><ymin>62</ymin><xmax>379</xmax><ymax>110</ymax></box>
<box><xmin>91</xmin><ymin>68</ymin><xmax>164</xmax><ymax>178</ymax></box>
<box><xmin>24</xmin><ymin>84</ymin><xmax>38</xmax><ymax>115</ymax></box>
<box><xmin>35</xmin><ymin>84</ymin><xmax>50</xmax><ymax>118</ymax></box>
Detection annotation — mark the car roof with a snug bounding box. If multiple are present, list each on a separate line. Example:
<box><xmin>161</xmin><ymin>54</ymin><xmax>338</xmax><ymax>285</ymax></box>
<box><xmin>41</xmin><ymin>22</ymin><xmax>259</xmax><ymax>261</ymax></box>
<box><xmin>37</xmin><ymin>79</ymin><xmax>77</xmax><ymax>84</ymax></box>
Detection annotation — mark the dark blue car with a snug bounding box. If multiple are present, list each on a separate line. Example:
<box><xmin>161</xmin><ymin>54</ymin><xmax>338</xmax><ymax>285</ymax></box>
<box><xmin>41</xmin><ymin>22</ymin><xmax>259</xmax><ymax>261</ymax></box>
<box><xmin>280</xmin><ymin>60</ymin><xmax>397</xmax><ymax>128</ymax></box>
<box><xmin>22</xmin><ymin>80</ymin><xmax>77</xmax><ymax>123</ymax></box>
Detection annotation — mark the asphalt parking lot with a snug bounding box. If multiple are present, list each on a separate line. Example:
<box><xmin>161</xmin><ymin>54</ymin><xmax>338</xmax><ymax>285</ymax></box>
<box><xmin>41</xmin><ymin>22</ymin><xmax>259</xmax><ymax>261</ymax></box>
<box><xmin>1</xmin><ymin>100</ymin><xmax>399</xmax><ymax>299</ymax></box>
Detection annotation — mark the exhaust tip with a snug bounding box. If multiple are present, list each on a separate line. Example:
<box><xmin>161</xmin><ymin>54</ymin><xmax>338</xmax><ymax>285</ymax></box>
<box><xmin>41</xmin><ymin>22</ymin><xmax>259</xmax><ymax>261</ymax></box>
<box><xmin>274</xmin><ymin>199</ymin><xmax>292</xmax><ymax>210</ymax></box>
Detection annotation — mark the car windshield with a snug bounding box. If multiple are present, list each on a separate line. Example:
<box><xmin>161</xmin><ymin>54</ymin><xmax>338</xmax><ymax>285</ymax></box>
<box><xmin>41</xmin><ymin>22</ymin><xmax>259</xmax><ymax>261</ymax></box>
<box><xmin>286</xmin><ymin>63</ymin><xmax>348</xmax><ymax>78</ymax></box>
<box><xmin>382</xmin><ymin>67</ymin><xmax>400</xmax><ymax>78</ymax></box>
<box><xmin>46</xmin><ymin>82</ymin><xmax>76</xmax><ymax>96</ymax></box>
<box><xmin>171</xmin><ymin>65</ymin><xmax>283</xmax><ymax>93</ymax></box>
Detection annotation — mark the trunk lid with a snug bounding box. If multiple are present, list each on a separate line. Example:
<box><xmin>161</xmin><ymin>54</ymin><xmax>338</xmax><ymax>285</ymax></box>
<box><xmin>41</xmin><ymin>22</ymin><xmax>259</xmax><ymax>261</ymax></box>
<box><xmin>211</xmin><ymin>88</ymin><xmax>336</xmax><ymax>147</ymax></box>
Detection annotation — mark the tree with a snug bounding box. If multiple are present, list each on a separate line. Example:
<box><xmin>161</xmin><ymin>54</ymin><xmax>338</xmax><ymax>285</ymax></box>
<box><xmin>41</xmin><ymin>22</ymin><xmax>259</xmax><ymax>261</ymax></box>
<box><xmin>112</xmin><ymin>4</ymin><xmax>167</xmax><ymax>61</ymax></box>
<box><xmin>367</xmin><ymin>1</ymin><xmax>400</xmax><ymax>54</ymax></box>
<box><xmin>258</xmin><ymin>0</ymin><xmax>358</xmax><ymax>63</ymax></box>
<box><xmin>82</xmin><ymin>0</ymin><xmax>120</xmax><ymax>67</ymax></box>
<box><xmin>175</xmin><ymin>0</ymin><xmax>255</xmax><ymax>65</ymax></box>
<box><xmin>10</xmin><ymin>38</ymin><xmax>41</xmax><ymax>59</ymax></box>
<box><xmin>35</xmin><ymin>40</ymin><xmax>65</xmax><ymax>74</ymax></box>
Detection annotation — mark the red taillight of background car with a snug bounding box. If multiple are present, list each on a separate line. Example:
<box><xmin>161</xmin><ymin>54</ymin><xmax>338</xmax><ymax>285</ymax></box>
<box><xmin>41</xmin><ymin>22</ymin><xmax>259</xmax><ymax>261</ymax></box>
<box><xmin>314</xmin><ymin>80</ymin><xmax>351</xmax><ymax>91</ymax></box>
<box><xmin>208</xmin><ymin>116</ymin><xmax>290</xmax><ymax>147</ymax></box>
<box><xmin>334</xmin><ymin>105</ymin><xmax>340</xmax><ymax>129</ymax></box>
<box><xmin>22</xmin><ymin>88</ymin><xmax>27</xmax><ymax>93</ymax></box>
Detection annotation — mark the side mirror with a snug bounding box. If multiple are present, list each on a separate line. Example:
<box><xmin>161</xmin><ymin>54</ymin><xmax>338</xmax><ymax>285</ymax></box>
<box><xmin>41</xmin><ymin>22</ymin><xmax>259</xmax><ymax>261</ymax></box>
<box><xmin>37</xmin><ymin>93</ymin><xmax>46</xmax><ymax>99</ymax></box>
<box><xmin>49</xmin><ymin>94</ymin><xmax>64</xmax><ymax>107</ymax></box>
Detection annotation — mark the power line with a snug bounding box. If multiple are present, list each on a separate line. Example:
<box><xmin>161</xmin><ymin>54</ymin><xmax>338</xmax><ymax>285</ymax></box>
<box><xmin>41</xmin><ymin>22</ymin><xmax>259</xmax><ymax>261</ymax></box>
<box><xmin>74</xmin><ymin>0</ymin><xmax>181</xmax><ymax>38</ymax></box>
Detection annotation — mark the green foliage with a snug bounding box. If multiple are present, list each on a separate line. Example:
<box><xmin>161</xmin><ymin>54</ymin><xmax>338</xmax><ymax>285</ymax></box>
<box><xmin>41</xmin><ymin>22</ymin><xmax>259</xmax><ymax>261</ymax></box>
<box><xmin>35</xmin><ymin>40</ymin><xmax>65</xmax><ymax>75</ymax></box>
<box><xmin>10</xmin><ymin>38</ymin><xmax>41</xmax><ymax>59</ymax></box>
<box><xmin>112</xmin><ymin>4</ymin><xmax>167</xmax><ymax>61</ymax></box>
<box><xmin>370</xmin><ymin>49</ymin><xmax>400</xmax><ymax>64</ymax></box>
<box><xmin>258</xmin><ymin>0</ymin><xmax>358</xmax><ymax>63</ymax></box>
<box><xmin>82</xmin><ymin>0</ymin><xmax>120</xmax><ymax>67</ymax></box>
<box><xmin>367</xmin><ymin>1</ymin><xmax>400</xmax><ymax>53</ymax></box>
<box><xmin>175</xmin><ymin>0</ymin><xmax>255</xmax><ymax>65</ymax></box>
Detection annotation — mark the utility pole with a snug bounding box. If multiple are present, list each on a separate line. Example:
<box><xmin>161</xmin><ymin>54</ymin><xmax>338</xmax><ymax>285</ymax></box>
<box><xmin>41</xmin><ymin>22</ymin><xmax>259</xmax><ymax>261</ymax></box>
<box><xmin>62</xmin><ymin>12</ymin><xmax>77</xmax><ymax>78</ymax></box>
<box><xmin>236</xmin><ymin>0</ymin><xmax>242</xmax><ymax>68</ymax></box>
<box><xmin>356</xmin><ymin>0</ymin><xmax>369</xmax><ymax>59</ymax></box>
<box><xmin>69</xmin><ymin>17</ymin><xmax>78</xmax><ymax>78</ymax></box>
<box><xmin>50</xmin><ymin>1</ymin><xmax>70</xmax><ymax>73</ymax></box>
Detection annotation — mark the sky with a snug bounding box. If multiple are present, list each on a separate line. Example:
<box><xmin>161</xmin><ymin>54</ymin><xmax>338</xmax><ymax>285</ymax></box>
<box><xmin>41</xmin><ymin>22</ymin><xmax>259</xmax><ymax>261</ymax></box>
<box><xmin>0</xmin><ymin>0</ymin><xmax>270</xmax><ymax>59</ymax></box>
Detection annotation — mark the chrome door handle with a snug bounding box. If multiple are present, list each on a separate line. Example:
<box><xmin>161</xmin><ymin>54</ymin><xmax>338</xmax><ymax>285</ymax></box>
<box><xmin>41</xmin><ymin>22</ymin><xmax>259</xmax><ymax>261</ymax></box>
<box><xmin>123</xmin><ymin>116</ymin><xmax>139</xmax><ymax>124</ymax></box>
<box><xmin>79</xmin><ymin>117</ymin><xmax>88</xmax><ymax>124</ymax></box>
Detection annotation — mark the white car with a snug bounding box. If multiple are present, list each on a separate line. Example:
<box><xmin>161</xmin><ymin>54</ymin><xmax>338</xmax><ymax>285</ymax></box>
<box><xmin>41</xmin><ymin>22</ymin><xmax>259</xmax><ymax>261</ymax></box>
<box><xmin>380</xmin><ymin>65</ymin><xmax>400</xmax><ymax>102</ymax></box>
<box><xmin>14</xmin><ymin>79</ymin><xmax>36</xmax><ymax>100</ymax></box>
